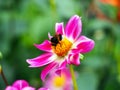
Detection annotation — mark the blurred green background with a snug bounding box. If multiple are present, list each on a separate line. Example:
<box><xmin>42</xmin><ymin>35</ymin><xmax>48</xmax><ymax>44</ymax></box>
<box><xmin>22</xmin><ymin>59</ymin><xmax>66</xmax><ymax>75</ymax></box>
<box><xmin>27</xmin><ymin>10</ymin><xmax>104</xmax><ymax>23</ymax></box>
<box><xmin>0</xmin><ymin>0</ymin><xmax>120</xmax><ymax>90</ymax></box>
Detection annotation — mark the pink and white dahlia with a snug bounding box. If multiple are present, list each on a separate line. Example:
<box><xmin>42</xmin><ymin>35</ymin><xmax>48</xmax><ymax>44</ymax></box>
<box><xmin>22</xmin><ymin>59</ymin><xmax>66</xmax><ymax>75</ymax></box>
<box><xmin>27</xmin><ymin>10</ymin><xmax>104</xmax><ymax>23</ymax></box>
<box><xmin>27</xmin><ymin>15</ymin><xmax>95</xmax><ymax>81</ymax></box>
<box><xmin>5</xmin><ymin>80</ymin><xmax>35</xmax><ymax>90</ymax></box>
<box><xmin>42</xmin><ymin>68</ymin><xmax>73</xmax><ymax>90</ymax></box>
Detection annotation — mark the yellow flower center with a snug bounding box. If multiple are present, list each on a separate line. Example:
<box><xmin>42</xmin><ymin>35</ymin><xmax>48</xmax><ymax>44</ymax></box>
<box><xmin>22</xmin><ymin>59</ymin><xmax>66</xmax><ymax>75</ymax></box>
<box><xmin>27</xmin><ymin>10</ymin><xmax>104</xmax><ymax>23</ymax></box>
<box><xmin>52</xmin><ymin>38</ymin><xmax>72</xmax><ymax>57</ymax></box>
<box><xmin>53</xmin><ymin>74</ymin><xmax>66</xmax><ymax>87</ymax></box>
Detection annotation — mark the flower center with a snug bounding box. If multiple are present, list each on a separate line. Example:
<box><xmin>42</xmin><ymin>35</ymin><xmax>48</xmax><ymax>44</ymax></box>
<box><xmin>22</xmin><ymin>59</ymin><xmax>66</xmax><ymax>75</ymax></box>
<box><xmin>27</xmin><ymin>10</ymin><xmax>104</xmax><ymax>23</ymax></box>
<box><xmin>52</xmin><ymin>38</ymin><xmax>72</xmax><ymax>57</ymax></box>
<box><xmin>53</xmin><ymin>74</ymin><xmax>66</xmax><ymax>87</ymax></box>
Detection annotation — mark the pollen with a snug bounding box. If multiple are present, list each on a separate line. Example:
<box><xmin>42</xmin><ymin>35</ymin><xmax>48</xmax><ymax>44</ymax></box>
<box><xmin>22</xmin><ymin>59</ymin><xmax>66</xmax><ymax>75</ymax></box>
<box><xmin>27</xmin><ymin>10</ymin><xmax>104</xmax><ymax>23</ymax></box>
<box><xmin>52</xmin><ymin>38</ymin><xmax>72</xmax><ymax>57</ymax></box>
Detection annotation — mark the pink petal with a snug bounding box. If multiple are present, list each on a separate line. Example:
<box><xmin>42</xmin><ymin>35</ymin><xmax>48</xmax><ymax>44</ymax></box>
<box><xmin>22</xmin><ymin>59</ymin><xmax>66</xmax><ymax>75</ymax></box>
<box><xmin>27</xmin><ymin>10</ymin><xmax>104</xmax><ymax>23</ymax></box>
<box><xmin>65</xmin><ymin>15</ymin><xmax>82</xmax><ymax>40</ymax></box>
<box><xmin>41</xmin><ymin>62</ymin><xmax>58</xmax><ymax>81</ymax></box>
<box><xmin>5</xmin><ymin>86</ymin><xmax>17</xmax><ymax>90</ymax></box>
<box><xmin>62</xmin><ymin>68</ymin><xmax>71</xmax><ymax>79</ymax></box>
<box><xmin>72</xmin><ymin>36</ymin><xmax>95</xmax><ymax>53</ymax></box>
<box><xmin>68</xmin><ymin>54</ymin><xmax>80</xmax><ymax>65</ymax></box>
<box><xmin>12</xmin><ymin>80</ymin><xmax>29</xmax><ymax>90</ymax></box>
<box><xmin>38</xmin><ymin>88</ymin><xmax>50</xmax><ymax>90</ymax></box>
<box><xmin>22</xmin><ymin>87</ymin><xmax>35</xmax><ymax>90</ymax></box>
<box><xmin>48</xmin><ymin>33</ymin><xmax>52</xmax><ymax>40</ymax></box>
<box><xmin>59</xmin><ymin>60</ymin><xmax>67</xmax><ymax>69</ymax></box>
<box><xmin>26</xmin><ymin>53</ymin><xmax>54</xmax><ymax>67</ymax></box>
<box><xmin>55</xmin><ymin>23</ymin><xmax>64</xmax><ymax>35</ymax></box>
<box><xmin>34</xmin><ymin>40</ymin><xmax>52</xmax><ymax>52</ymax></box>
<box><xmin>55</xmin><ymin>60</ymin><xmax>67</xmax><ymax>76</ymax></box>
<box><xmin>75</xmin><ymin>35</ymin><xmax>92</xmax><ymax>45</ymax></box>
<box><xmin>55</xmin><ymin>69</ymin><xmax>61</xmax><ymax>76</ymax></box>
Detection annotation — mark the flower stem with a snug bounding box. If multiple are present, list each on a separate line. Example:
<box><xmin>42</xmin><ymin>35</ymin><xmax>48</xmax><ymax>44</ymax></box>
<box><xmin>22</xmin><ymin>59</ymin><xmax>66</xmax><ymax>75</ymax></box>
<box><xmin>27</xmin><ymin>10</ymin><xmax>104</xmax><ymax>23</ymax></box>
<box><xmin>0</xmin><ymin>65</ymin><xmax>8</xmax><ymax>86</ymax></box>
<box><xmin>69</xmin><ymin>65</ymin><xmax>78</xmax><ymax>90</ymax></box>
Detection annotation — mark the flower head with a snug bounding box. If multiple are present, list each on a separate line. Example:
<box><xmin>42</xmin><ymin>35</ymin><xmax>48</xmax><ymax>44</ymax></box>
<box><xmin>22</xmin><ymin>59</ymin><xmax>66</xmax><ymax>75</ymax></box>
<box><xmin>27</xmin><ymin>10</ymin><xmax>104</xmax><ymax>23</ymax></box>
<box><xmin>43</xmin><ymin>68</ymin><xmax>73</xmax><ymax>90</ymax></box>
<box><xmin>27</xmin><ymin>15</ymin><xmax>95</xmax><ymax>81</ymax></box>
<box><xmin>5</xmin><ymin>80</ymin><xmax>35</xmax><ymax>90</ymax></box>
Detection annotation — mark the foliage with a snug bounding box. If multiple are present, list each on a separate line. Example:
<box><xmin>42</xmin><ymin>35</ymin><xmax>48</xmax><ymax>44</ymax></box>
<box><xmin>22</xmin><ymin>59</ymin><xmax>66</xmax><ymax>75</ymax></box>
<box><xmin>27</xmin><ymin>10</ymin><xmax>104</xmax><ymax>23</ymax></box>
<box><xmin>0</xmin><ymin>0</ymin><xmax>120</xmax><ymax>90</ymax></box>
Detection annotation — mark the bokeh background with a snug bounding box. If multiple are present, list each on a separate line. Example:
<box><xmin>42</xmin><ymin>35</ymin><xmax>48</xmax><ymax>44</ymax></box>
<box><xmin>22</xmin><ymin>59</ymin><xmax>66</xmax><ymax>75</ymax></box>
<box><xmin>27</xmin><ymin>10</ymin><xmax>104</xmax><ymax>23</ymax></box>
<box><xmin>0</xmin><ymin>0</ymin><xmax>120</xmax><ymax>90</ymax></box>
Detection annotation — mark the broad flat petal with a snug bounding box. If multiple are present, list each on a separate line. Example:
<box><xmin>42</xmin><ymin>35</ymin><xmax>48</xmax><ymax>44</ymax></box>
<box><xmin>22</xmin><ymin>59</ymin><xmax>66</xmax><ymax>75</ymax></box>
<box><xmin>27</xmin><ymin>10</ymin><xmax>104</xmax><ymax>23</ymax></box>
<box><xmin>26</xmin><ymin>53</ymin><xmax>54</xmax><ymax>67</ymax></box>
<box><xmin>68</xmin><ymin>54</ymin><xmax>80</xmax><ymax>65</ymax></box>
<box><xmin>34</xmin><ymin>40</ymin><xmax>52</xmax><ymax>52</ymax></box>
<box><xmin>22</xmin><ymin>87</ymin><xmax>35</xmax><ymax>90</ymax></box>
<box><xmin>65</xmin><ymin>15</ymin><xmax>82</xmax><ymax>40</ymax></box>
<box><xmin>12</xmin><ymin>80</ymin><xmax>29</xmax><ymax>90</ymax></box>
<box><xmin>5</xmin><ymin>86</ymin><xmax>17</xmax><ymax>90</ymax></box>
<box><xmin>55</xmin><ymin>23</ymin><xmax>64</xmax><ymax>35</ymax></box>
<box><xmin>72</xmin><ymin>36</ymin><xmax>95</xmax><ymax>53</ymax></box>
<box><xmin>41</xmin><ymin>62</ymin><xmax>58</xmax><ymax>81</ymax></box>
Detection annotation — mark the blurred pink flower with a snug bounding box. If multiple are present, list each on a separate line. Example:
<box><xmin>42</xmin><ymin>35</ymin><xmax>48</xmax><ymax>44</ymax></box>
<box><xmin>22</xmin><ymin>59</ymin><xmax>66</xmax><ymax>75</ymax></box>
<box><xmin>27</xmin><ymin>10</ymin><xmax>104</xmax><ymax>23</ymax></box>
<box><xmin>43</xmin><ymin>68</ymin><xmax>73</xmax><ymax>90</ymax></box>
<box><xmin>38</xmin><ymin>88</ymin><xmax>50</xmax><ymax>90</ymax></box>
<box><xmin>5</xmin><ymin>80</ymin><xmax>35</xmax><ymax>90</ymax></box>
<box><xmin>27</xmin><ymin>15</ymin><xmax>95</xmax><ymax>81</ymax></box>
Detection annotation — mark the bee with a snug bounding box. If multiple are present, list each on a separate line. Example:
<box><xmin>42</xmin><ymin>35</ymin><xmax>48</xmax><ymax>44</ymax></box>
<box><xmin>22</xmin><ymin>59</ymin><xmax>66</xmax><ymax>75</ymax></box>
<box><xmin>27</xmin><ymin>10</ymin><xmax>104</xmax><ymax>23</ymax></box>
<box><xmin>50</xmin><ymin>34</ymin><xmax>62</xmax><ymax>46</ymax></box>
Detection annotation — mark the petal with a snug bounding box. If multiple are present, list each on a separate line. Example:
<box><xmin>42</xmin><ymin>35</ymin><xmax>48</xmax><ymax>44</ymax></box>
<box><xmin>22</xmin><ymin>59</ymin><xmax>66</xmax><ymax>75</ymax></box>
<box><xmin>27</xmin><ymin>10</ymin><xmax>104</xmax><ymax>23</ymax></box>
<box><xmin>72</xmin><ymin>36</ymin><xmax>95</xmax><ymax>53</ymax></box>
<box><xmin>55</xmin><ymin>23</ymin><xmax>64</xmax><ymax>35</ymax></box>
<box><xmin>68</xmin><ymin>54</ymin><xmax>80</xmax><ymax>65</ymax></box>
<box><xmin>34</xmin><ymin>40</ymin><xmax>52</xmax><ymax>52</ymax></box>
<box><xmin>22</xmin><ymin>87</ymin><xmax>35</xmax><ymax>90</ymax></box>
<box><xmin>55</xmin><ymin>69</ymin><xmax>61</xmax><ymax>76</ymax></box>
<box><xmin>59</xmin><ymin>60</ymin><xmax>67</xmax><ymax>69</ymax></box>
<box><xmin>26</xmin><ymin>53</ymin><xmax>54</xmax><ymax>67</ymax></box>
<box><xmin>41</xmin><ymin>62</ymin><xmax>58</xmax><ymax>81</ymax></box>
<box><xmin>38</xmin><ymin>88</ymin><xmax>50</xmax><ymax>90</ymax></box>
<box><xmin>12</xmin><ymin>80</ymin><xmax>29</xmax><ymax>90</ymax></box>
<box><xmin>5</xmin><ymin>86</ymin><xmax>17</xmax><ymax>90</ymax></box>
<box><xmin>55</xmin><ymin>60</ymin><xmax>67</xmax><ymax>76</ymax></box>
<box><xmin>62</xmin><ymin>68</ymin><xmax>71</xmax><ymax>79</ymax></box>
<box><xmin>48</xmin><ymin>32</ymin><xmax>52</xmax><ymax>40</ymax></box>
<box><xmin>65</xmin><ymin>15</ymin><xmax>82</xmax><ymax>41</ymax></box>
<box><xmin>75</xmin><ymin>35</ymin><xmax>92</xmax><ymax>45</ymax></box>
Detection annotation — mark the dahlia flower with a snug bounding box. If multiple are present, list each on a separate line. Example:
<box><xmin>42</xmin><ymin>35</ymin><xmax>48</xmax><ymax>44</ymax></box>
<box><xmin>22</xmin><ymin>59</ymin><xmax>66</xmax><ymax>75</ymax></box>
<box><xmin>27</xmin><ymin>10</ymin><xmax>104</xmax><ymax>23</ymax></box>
<box><xmin>42</xmin><ymin>68</ymin><xmax>73</xmax><ymax>90</ymax></box>
<box><xmin>27</xmin><ymin>15</ymin><xmax>95</xmax><ymax>81</ymax></box>
<box><xmin>5</xmin><ymin>80</ymin><xmax>35</xmax><ymax>90</ymax></box>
